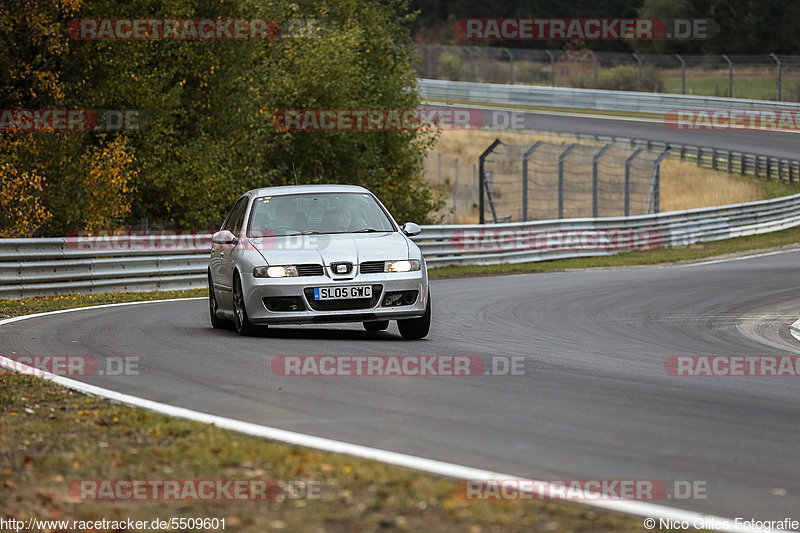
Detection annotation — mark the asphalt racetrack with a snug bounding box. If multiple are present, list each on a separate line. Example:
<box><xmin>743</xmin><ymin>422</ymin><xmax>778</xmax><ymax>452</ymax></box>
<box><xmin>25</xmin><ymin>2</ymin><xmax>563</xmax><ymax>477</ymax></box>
<box><xmin>2</xmin><ymin>250</ymin><xmax>800</xmax><ymax>521</ymax></box>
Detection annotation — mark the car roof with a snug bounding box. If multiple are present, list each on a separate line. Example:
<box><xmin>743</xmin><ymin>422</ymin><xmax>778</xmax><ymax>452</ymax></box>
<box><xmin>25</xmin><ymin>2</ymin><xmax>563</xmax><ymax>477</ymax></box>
<box><xmin>245</xmin><ymin>184</ymin><xmax>372</xmax><ymax>197</ymax></box>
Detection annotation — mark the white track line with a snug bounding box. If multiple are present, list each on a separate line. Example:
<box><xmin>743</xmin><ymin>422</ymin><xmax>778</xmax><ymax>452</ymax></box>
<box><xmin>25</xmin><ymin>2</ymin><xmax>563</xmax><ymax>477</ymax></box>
<box><xmin>676</xmin><ymin>248</ymin><xmax>800</xmax><ymax>268</ymax></box>
<box><xmin>790</xmin><ymin>319</ymin><xmax>800</xmax><ymax>343</ymax></box>
<box><xmin>0</xmin><ymin>299</ymin><xmax>792</xmax><ymax>532</ymax></box>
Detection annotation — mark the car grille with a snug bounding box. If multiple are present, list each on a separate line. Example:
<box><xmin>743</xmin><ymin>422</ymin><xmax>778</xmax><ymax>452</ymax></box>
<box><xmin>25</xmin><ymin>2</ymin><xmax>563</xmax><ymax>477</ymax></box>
<box><xmin>304</xmin><ymin>284</ymin><xmax>383</xmax><ymax>311</ymax></box>
<box><xmin>359</xmin><ymin>261</ymin><xmax>385</xmax><ymax>274</ymax></box>
<box><xmin>296</xmin><ymin>264</ymin><xmax>324</xmax><ymax>276</ymax></box>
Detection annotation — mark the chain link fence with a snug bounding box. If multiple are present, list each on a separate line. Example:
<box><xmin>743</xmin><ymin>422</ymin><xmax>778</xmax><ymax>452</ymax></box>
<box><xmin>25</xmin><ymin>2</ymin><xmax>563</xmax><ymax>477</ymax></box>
<box><xmin>412</xmin><ymin>44</ymin><xmax>800</xmax><ymax>102</ymax></box>
<box><xmin>479</xmin><ymin>140</ymin><xmax>669</xmax><ymax>223</ymax></box>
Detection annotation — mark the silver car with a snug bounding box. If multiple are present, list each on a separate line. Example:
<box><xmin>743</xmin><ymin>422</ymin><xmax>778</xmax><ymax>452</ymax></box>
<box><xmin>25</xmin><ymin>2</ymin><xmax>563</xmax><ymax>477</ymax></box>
<box><xmin>208</xmin><ymin>184</ymin><xmax>431</xmax><ymax>339</ymax></box>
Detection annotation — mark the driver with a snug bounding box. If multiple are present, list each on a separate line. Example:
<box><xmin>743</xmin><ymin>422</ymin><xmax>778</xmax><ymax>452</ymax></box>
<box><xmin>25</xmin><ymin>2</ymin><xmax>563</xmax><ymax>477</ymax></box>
<box><xmin>274</xmin><ymin>199</ymin><xmax>297</xmax><ymax>230</ymax></box>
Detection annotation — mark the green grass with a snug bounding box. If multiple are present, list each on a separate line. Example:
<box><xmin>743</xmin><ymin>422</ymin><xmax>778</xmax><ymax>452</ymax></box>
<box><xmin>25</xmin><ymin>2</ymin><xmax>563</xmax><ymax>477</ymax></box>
<box><xmin>759</xmin><ymin>179</ymin><xmax>800</xmax><ymax>199</ymax></box>
<box><xmin>662</xmin><ymin>77</ymin><xmax>780</xmax><ymax>101</ymax></box>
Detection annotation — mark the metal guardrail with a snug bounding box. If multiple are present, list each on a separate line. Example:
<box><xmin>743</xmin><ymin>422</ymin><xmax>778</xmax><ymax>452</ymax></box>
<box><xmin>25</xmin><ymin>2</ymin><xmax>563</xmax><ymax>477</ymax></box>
<box><xmin>2</xmin><ymin>192</ymin><xmax>800</xmax><ymax>298</ymax></box>
<box><xmin>417</xmin><ymin>78</ymin><xmax>800</xmax><ymax>115</ymax></box>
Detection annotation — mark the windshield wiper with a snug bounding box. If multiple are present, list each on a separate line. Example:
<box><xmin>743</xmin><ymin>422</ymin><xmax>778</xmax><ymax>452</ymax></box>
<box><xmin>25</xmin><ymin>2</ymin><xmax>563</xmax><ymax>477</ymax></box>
<box><xmin>353</xmin><ymin>228</ymin><xmax>382</xmax><ymax>233</ymax></box>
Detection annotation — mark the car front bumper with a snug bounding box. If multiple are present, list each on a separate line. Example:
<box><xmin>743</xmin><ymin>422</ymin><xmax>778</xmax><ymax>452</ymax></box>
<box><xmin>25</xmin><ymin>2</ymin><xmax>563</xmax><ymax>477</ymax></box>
<box><xmin>240</xmin><ymin>270</ymin><xmax>428</xmax><ymax>325</ymax></box>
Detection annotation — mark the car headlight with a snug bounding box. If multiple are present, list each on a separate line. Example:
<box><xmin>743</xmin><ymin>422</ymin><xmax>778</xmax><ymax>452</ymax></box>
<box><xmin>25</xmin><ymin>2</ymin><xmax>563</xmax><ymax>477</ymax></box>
<box><xmin>253</xmin><ymin>265</ymin><xmax>298</xmax><ymax>278</ymax></box>
<box><xmin>384</xmin><ymin>259</ymin><xmax>420</xmax><ymax>273</ymax></box>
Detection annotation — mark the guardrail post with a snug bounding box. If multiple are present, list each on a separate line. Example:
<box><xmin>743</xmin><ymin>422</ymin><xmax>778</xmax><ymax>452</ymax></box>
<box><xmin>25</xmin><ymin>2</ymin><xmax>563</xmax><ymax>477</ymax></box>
<box><xmin>726</xmin><ymin>151</ymin><xmax>732</xmax><ymax>173</ymax></box>
<box><xmin>722</xmin><ymin>54</ymin><xmax>733</xmax><ymax>97</ymax></box>
<box><xmin>791</xmin><ymin>161</ymin><xmax>796</xmax><ymax>183</ymax></box>
<box><xmin>696</xmin><ymin>147</ymin><xmax>701</xmax><ymax>167</ymax></box>
<box><xmin>755</xmin><ymin>155</ymin><xmax>760</xmax><ymax>178</ymax></box>
<box><xmin>771</xmin><ymin>53</ymin><xmax>781</xmax><ymax>101</ymax></box>
<box><xmin>479</xmin><ymin>139</ymin><xmax>502</xmax><ymax>224</ymax></box>
<box><xmin>632</xmin><ymin>53</ymin><xmax>642</xmax><ymax>91</ymax></box>
<box><xmin>522</xmin><ymin>141</ymin><xmax>543</xmax><ymax>222</ymax></box>
<box><xmin>545</xmin><ymin>50</ymin><xmax>555</xmax><ymax>87</ymax></box>
<box><xmin>503</xmin><ymin>47</ymin><xmax>515</xmax><ymax>84</ymax></box>
<box><xmin>676</xmin><ymin>54</ymin><xmax>686</xmax><ymax>94</ymax></box>
<box><xmin>711</xmin><ymin>148</ymin><xmax>717</xmax><ymax>170</ymax></box>
<box><xmin>592</xmin><ymin>144</ymin><xmax>612</xmax><ymax>218</ymax></box>
<box><xmin>558</xmin><ymin>143</ymin><xmax>578</xmax><ymax>219</ymax></box>
<box><xmin>625</xmin><ymin>148</ymin><xmax>644</xmax><ymax>216</ymax></box>
<box><xmin>741</xmin><ymin>153</ymin><xmax>746</xmax><ymax>175</ymax></box>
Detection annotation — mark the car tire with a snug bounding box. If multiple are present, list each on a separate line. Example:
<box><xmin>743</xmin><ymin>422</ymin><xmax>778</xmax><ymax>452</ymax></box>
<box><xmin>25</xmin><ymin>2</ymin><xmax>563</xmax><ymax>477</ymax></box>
<box><xmin>363</xmin><ymin>320</ymin><xmax>390</xmax><ymax>332</ymax></box>
<box><xmin>208</xmin><ymin>273</ymin><xmax>227</xmax><ymax>329</ymax></box>
<box><xmin>397</xmin><ymin>291</ymin><xmax>431</xmax><ymax>340</ymax></box>
<box><xmin>232</xmin><ymin>274</ymin><xmax>260</xmax><ymax>336</ymax></box>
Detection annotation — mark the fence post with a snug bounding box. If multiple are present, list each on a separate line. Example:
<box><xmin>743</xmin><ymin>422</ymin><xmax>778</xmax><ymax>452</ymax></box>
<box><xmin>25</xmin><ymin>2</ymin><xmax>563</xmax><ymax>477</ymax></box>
<box><xmin>503</xmin><ymin>47</ymin><xmax>515</xmax><ymax>84</ymax></box>
<box><xmin>545</xmin><ymin>50</ymin><xmax>555</xmax><ymax>87</ymax></box>
<box><xmin>522</xmin><ymin>141</ymin><xmax>543</xmax><ymax>222</ymax></box>
<box><xmin>455</xmin><ymin>158</ymin><xmax>459</xmax><ymax>187</ymax></box>
<box><xmin>589</xmin><ymin>50</ymin><xmax>598</xmax><ymax>89</ymax></box>
<box><xmin>632</xmin><ymin>53</ymin><xmax>642</xmax><ymax>91</ymax></box>
<box><xmin>479</xmin><ymin>139</ymin><xmax>502</xmax><ymax>224</ymax></box>
<box><xmin>722</xmin><ymin>54</ymin><xmax>733</xmax><ymax>97</ymax></box>
<box><xmin>592</xmin><ymin>144</ymin><xmax>612</xmax><ymax>218</ymax></box>
<box><xmin>649</xmin><ymin>149</ymin><xmax>671</xmax><ymax>214</ymax></box>
<box><xmin>424</xmin><ymin>45</ymin><xmax>433</xmax><ymax>78</ymax></box>
<box><xmin>625</xmin><ymin>148</ymin><xmax>644</xmax><ymax>216</ymax></box>
<box><xmin>464</xmin><ymin>46</ymin><xmax>476</xmax><ymax>82</ymax></box>
<box><xmin>676</xmin><ymin>54</ymin><xmax>686</xmax><ymax>95</ymax></box>
<box><xmin>437</xmin><ymin>153</ymin><xmax>441</xmax><ymax>182</ymax></box>
<box><xmin>771</xmin><ymin>53</ymin><xmax>781</xmax><ymax>101</ymax></box>
<box><xmin>741</xmin><ymin>153</ymin><xmax>746</xmax><ymax>175</ymax></box>
<box><xmin>726</xmin><ymin>150</ymin><xmax>732</xmax><ymax>174</ymax></box>
<box><xmin>558</xmin><ymin>143</ymin><xmax>578</xmax><ymax>219</ymax></box>
<box><xmin>711</xmin><ymin>148</ymin><xmax>717</xmax><ymax>170</ymax></box>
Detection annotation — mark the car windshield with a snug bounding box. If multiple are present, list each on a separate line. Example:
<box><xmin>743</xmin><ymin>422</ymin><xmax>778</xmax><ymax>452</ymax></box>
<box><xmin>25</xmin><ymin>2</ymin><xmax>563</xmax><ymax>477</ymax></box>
<box><xmin>247</xmin><ymin>192</ymin><xmax>395</xmax><ymax>236</ymax></box>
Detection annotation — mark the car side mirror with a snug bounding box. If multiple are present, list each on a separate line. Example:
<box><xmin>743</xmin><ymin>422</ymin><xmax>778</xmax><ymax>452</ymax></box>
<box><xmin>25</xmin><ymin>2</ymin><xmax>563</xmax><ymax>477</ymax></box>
<box><xmin>212</xmin><ymin>230</ymin><xmax>238</xmax><ymax>245</ymax></box>
<box><xmin>401</xmin><ymin>222</ymin><xmax>421</xmax><ymax>237</ymax></box>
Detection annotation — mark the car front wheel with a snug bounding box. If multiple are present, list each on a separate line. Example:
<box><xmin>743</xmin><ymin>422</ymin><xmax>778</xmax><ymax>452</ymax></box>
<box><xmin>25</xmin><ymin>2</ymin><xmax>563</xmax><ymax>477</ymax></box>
<box><xmin>232</xmin><ymin>275</ymin><xmax>260</xmax><ymax>336</ymax></box>
<box><xmin>397</xmin><ymin>292</ymin><xmax>431</xmax><ymax>340</ymax></box>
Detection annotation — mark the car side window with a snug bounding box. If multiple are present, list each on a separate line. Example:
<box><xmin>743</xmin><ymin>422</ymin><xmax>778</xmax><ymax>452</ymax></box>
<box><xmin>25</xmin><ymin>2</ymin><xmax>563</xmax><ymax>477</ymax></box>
<box><xmin>222</xmin><ymin>198</ymin><xmax>247</xmax><ymax>232</ymax></box>
<box><xmin>232</xmin><ymin>198</ymin><xmax>249</xmax><ymax>234</ymax></box>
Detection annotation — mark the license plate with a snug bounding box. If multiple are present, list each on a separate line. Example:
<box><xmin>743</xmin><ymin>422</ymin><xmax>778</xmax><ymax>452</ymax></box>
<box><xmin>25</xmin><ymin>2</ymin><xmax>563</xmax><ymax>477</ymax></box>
<box><xmin>314</xmin><ymin>285</ymin><xmax>372</xmax><ymax>300</ymax></box>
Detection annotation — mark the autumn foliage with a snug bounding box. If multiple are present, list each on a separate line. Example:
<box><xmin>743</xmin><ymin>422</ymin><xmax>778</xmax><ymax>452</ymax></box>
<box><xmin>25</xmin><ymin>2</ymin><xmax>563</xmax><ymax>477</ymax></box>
<box><xmin>0</xmin><ymin>0</ymin><xmax>439</xmax><ymax>237</ymax></box>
